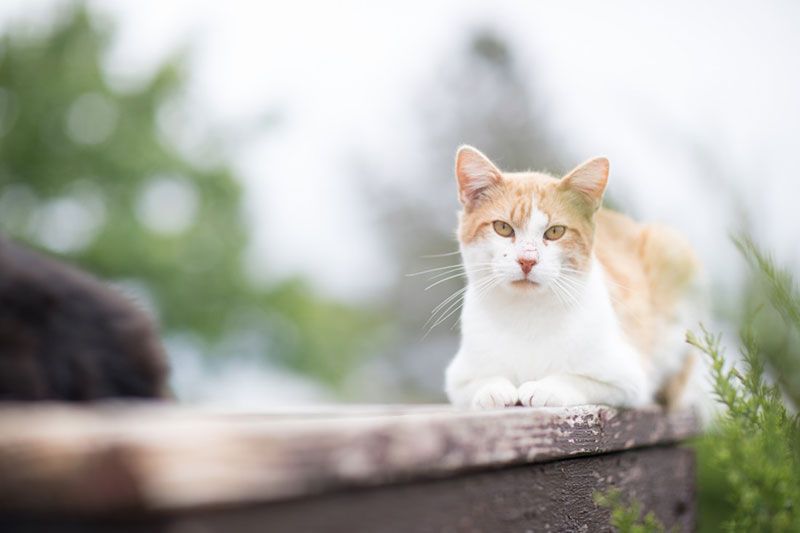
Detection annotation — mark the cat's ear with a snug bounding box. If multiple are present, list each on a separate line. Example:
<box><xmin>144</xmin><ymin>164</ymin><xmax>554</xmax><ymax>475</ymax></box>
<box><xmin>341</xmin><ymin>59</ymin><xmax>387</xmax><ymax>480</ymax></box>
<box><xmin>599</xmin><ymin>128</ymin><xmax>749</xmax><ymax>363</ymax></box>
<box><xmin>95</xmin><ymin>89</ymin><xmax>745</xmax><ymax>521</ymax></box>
<box><xmin>558</xmin><ymin>157</ymin><xmax>609</xmax><ymax>211</ymax></box>
<box><xmin>455</xmin><ymin>145</ymin><xmax>503</xmax><ymax>207</ymax></box>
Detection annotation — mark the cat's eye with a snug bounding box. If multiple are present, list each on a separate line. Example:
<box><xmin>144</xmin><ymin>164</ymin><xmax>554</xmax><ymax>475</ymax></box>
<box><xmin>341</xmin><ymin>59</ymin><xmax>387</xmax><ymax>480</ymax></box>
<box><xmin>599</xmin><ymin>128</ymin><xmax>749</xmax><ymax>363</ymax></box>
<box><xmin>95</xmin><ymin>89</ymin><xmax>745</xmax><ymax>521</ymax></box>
<box><xmin>544</xmin><ymin>225</ymin><xmax>566</xmax><ymax>241</ymax></box>
<box><xmin>493</xmin><ymin>220</ymin><xmax>514</xmax><ymax>238</ymax></box>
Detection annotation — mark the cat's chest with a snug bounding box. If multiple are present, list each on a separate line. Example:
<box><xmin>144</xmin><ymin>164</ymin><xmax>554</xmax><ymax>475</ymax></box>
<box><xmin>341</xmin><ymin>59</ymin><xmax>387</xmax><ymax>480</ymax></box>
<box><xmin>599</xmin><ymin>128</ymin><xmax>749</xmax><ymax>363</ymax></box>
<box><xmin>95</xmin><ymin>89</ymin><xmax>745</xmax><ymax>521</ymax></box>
<box><xmin>504</xmin><ymin>316</ymin><xmax>585</xmax><ymax>368</ymax></box>
<box><xmin>463</xmin><ymin>300</ymin><xmax>596</xmax><ymax>374</ymax></box>
<box><xmin>462</xmin><ymin>286</ymin><xmax>614</xmax><ymax>382</ymax></box>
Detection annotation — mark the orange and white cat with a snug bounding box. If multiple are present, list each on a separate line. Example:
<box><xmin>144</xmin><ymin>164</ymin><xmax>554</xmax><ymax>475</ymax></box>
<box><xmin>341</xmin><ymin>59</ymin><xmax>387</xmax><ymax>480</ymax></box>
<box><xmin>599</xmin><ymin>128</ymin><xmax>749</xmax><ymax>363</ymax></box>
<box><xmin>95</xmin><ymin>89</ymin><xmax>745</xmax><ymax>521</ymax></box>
<box><xmin>445</xmin><ymin>146</ymin><xmax>703</xmax><ymax>409</ymax></box>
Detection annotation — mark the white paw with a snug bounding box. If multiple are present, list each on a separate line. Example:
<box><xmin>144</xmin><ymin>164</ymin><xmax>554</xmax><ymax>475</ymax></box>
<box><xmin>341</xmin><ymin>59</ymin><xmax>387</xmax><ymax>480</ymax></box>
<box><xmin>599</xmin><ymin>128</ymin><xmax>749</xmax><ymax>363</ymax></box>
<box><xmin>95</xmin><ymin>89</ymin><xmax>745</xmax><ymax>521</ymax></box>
<box><xmin>471</xmin><ymin>380</ymin><xmax>519</xmax><ymax>409</ymax></box>
<box><xmin>518</xmin><ymin>377</ymin><xmax>588</xmax><ymax>408</ymax></box>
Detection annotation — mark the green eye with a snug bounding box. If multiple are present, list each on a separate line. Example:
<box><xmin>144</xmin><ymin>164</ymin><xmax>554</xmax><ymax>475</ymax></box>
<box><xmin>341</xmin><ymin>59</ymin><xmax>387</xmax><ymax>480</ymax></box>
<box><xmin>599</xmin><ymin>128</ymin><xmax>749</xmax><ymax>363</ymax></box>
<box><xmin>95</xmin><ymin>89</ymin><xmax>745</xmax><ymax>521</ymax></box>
<box><xmin>544</xmin><ymin>225</ymin><xmax>566</xmax><ymax>241</ymax></box>
<box><xmin>493</xmin><ymin>220</ymin><xmax>514</xmax><ymax>237</ymax></box>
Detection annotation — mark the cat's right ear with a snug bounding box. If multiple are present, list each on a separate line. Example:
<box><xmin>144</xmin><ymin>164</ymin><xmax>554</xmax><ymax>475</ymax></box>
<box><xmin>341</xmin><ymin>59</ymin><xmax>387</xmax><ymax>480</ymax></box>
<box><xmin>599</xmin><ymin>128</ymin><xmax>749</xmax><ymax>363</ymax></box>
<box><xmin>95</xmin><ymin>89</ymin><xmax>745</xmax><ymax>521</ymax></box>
<box><xmin>455</xmin><ymin>145</ymin><xmax>502</xmax><ymax>208</ymax></box>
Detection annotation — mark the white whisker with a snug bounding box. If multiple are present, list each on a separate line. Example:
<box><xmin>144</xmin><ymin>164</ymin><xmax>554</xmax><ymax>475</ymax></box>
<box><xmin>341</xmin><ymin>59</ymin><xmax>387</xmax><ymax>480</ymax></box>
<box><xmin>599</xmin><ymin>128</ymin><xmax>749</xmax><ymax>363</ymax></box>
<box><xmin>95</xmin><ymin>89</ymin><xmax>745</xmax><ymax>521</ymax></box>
<box><xmin>557</xmin><ymin>274</ymin><xmax>586</xmax><ymax>293</ymax></box>
<box><xmin>452</xmin><ymin>275</ymin><xmax>504</xmax><ymax>330</ymax></box>
<box><xmin>548</xmin><ymin>281</ymin><xmax>568</xmax><ymax>308</ymax></box>
<box><xmin>427</xmin><ymin>267</ymin><xmax>468</xmax><ymax>281</ymax></box>
<box><xmin>420</xmin><ymin>250</ymin><xmax>461</xmax><ymax>258</ymax></box>
<box><xmin>424</xmin><ymin>272</ymin><xmax>467</xmax><ymax>291</ymax></box>
<box><xmin>549</xmin><ymin>279</ymin><xmax>573</xmax><ymax>308</ymax></box>
<box><xmin>407</xmin><ymin>262</ymin><xmax>495</xmax><ymax>278</ymax></box>
<box><xmin>429</xmin><ymin>286</ymin><xmax>468</xmax><ymax>319</ymax></box>
<box><xmin>424</xmin><ymin>266</ymin><xmax>494</xmax><ymax>290</ymax></box>
<box><xmin>426</xmin><ymin>264</ymin><xmax>493</xmax><ymax>282</ymax></box>
<box><xmin>551</xmin><ymin>277</ymin><xmax>582</xmax><ymax>308</ymax></box>
<box><xmin>426</xmin><ymin>282</ymin><xmax>480</xmax><ymax>332</ymax></box>
<box><xmin>406</xmin><ymin>264</ymin><xmax>466</xmax><ymax>277</ymax></box>
<box><xmin>426</xmin><ymin>274</ymin><xmax>499</xmax><ymax>336</ymax></box>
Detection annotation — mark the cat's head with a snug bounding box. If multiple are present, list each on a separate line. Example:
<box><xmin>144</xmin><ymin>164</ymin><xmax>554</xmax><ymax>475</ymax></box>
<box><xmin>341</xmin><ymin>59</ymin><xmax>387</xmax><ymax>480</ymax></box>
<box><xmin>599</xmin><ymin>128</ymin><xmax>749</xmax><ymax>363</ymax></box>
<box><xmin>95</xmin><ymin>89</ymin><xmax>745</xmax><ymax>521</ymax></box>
<box><xmin>455</xmin><ymin>145</ymin><xmax>608</xmax><ymax>294</ymax></box>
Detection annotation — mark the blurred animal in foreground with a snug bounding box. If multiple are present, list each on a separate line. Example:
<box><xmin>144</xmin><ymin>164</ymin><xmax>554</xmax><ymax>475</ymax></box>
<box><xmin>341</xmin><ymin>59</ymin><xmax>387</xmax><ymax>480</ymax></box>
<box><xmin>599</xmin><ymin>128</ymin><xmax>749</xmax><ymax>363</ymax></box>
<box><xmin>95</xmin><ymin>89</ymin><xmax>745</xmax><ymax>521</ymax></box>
<box><xmin>0</xmin><ymin>237</ymin><xmax>169</xmax><ymax>401</ymax></box>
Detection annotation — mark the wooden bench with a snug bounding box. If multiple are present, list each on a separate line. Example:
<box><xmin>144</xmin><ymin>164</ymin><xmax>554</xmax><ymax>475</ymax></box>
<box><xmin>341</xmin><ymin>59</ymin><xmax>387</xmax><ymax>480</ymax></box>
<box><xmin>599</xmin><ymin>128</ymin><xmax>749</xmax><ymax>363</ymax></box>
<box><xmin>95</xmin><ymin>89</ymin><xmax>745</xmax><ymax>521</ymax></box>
<box><xmin>0</xmin><ymin>404</ymin><xmax>698</xmax><ymax>532</ymax></box>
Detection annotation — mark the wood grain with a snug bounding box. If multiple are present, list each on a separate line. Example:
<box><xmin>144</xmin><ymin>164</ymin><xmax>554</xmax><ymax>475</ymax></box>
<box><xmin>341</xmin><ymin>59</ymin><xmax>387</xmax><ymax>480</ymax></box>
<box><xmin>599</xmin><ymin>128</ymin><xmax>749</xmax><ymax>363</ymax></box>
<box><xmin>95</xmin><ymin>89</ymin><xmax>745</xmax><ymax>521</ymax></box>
<box><xmin>1</xmin><ymin>447</ymin><xmax>696</xmax><ymax>532</ymax></box>
<box><xmin>0</xmin><ymin>403</ymin><xmax>697</xmax><ymax>515</ymax></box>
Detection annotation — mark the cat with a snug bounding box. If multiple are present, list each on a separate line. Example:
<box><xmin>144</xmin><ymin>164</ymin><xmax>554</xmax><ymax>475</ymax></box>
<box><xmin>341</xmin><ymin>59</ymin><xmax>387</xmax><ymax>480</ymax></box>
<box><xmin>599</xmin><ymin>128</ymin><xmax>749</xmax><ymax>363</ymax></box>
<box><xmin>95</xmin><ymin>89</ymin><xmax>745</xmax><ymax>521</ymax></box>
<box><xmin>445</xmin><ymin>146</ymin><xmax>704</xmax><ymax>410</ymax></box>
<box><xmin>0</xmin><ymin>236</ymin><xmax>170</xmax><ymax>401</ymax></box>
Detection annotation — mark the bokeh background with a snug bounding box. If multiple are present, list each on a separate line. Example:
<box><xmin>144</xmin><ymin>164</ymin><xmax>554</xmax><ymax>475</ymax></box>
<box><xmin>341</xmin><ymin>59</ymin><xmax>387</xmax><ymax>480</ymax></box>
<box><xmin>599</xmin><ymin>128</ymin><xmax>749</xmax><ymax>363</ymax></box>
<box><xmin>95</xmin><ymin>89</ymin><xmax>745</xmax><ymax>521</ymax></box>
<box><xmin>1</xmin><ymin>0</ymin><xmax>799</xmax><ymax>410</ymax></box>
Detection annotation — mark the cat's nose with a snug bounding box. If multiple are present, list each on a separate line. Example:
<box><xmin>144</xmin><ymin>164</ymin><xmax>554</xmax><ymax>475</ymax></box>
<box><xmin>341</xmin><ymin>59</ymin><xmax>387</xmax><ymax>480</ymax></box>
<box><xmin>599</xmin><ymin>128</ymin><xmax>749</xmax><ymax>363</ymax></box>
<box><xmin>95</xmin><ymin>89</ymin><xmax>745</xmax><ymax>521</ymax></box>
<box><xmin>517</xmin><ymin>257</ymin><xmax>537</xmax><ymax>275</ymax></box>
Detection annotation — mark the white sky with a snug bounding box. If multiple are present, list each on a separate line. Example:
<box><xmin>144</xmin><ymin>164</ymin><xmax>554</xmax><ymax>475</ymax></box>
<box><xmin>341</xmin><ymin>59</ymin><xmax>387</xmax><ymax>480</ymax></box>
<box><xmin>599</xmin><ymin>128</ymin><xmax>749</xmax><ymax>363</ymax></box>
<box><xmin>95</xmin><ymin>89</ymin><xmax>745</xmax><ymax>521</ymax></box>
<box><xmin>2</xmin><ymin>0</ymin><xmax>799</xmax><ymax>301</ymax></box>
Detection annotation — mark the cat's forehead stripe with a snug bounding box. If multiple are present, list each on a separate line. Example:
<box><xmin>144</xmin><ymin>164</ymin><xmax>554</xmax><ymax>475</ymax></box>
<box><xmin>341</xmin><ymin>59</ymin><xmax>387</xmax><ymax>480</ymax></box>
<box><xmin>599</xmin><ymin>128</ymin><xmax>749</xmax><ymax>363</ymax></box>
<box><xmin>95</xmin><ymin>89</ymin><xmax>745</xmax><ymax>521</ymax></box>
<box><xmin>509</xmin><ymin>189</ymin><xmax>548</xmax><ymax>233</ymax></box>
<box><xmin>529</xmin><ymin>191</ymin><xmax>549</xmax><ymax>231</ymax></box>
<box><xmin>508</xmin><ymin>187</ymin><xmax>532</xmax><ymax>228</ymax></box>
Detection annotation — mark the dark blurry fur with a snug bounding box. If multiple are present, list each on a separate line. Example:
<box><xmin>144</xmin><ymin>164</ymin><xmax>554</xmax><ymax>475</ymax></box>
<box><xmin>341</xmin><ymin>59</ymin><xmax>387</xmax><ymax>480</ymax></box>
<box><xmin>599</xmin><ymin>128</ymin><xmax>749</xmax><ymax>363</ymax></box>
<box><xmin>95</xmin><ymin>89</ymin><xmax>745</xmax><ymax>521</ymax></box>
<box><xmin>0</xmin><ymin>237</ymin><xmax>169</xmax><ymax>401</ymax></box>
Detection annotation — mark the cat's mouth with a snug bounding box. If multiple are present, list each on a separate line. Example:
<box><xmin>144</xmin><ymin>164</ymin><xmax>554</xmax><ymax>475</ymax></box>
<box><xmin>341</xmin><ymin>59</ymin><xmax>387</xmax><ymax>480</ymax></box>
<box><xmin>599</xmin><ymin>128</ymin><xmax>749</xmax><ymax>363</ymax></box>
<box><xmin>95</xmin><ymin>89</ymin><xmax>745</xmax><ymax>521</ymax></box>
<box><xmin>511</xmin><ymin>279</ymin><xmax>540</xmax><ymax>288</ymax></box>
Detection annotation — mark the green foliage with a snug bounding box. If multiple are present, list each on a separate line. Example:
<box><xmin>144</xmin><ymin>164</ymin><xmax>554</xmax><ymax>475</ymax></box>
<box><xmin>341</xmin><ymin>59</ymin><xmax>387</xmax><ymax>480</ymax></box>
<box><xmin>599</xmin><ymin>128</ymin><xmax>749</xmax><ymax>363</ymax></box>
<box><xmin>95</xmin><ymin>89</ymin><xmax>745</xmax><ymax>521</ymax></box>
<box><xmin>593</xmin><ymin>489</ymin><xmax>667</xmax><ymax>533</ymax></box>
<box><xmin>734</xmin><ymin>236</ymin><xmax>800</xmax><ymax>407</ymax></box>
<box><xmin>0</xmin><ymin>5</ymin><xmax>379</xmax><ymax>388</ymax></box>
<box><xmin>686</xmin><ymin>239</ymin><xmax>800</xmax><ymax>532</ymax></box>
<box><xmin>0</xmin><ymin>8</ymin><xmax>242</xmax><ymax>338</ymax></box>
<box><xmin>694</xmin><ymin>436</ymin><xmax>734</xmax><ymax>532</ymax></box>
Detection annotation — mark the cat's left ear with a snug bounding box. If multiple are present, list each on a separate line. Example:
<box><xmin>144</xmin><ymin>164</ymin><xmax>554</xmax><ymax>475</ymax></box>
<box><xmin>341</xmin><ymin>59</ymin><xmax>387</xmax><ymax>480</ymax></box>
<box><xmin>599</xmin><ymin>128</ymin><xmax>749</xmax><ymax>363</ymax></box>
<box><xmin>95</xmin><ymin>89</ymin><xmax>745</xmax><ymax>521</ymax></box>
<box><xmin>558</xmin><ymin>157</ymin><xmax>609</xmax><ymax>211</ymax></box>
<box><xmin>455</xmin><ymin>145</ymin><xmax>503</xmax><ymax>208</ymax></box>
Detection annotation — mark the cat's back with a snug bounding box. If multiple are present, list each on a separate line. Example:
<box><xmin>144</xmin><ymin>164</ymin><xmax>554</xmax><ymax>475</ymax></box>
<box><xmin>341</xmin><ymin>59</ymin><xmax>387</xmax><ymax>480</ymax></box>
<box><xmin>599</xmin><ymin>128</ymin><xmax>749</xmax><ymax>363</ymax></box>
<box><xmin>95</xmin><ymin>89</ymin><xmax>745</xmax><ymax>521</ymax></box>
<box><xmin>593</xmin><ymin>209</ymin><xmax>700</xmax><ymax>357</ymax></box>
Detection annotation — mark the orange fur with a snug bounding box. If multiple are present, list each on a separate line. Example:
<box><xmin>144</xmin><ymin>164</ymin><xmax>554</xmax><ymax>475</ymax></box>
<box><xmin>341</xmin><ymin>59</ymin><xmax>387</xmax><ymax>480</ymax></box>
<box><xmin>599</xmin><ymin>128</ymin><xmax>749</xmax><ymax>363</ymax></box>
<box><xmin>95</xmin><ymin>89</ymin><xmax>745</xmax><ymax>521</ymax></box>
<box><xmin>595</xmin><ymin>211</ymin><xmax>700</xmax><ymax>360</ymax></box>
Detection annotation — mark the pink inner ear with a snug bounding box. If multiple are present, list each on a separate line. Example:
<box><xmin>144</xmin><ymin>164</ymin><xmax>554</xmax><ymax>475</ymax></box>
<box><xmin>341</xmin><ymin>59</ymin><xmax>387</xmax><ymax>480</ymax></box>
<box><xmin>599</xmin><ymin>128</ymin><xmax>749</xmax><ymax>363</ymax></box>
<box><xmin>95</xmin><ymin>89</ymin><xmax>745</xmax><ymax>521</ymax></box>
<box><xmin>561</xmin><ymin>157</ymin><xmax>609</xmax><ymax>202</ymax></box>
<box><xmin>456</xmin><ymin>147</ymin><xmax>502</xmax><ymax>205</ymax></box>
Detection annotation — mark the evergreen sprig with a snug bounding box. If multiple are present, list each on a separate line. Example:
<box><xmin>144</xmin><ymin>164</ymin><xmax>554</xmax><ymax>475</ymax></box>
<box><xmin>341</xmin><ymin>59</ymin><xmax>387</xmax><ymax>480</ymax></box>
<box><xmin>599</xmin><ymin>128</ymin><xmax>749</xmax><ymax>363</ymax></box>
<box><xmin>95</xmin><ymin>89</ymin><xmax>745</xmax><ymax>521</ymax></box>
<box><xmin>593</xmin><ymin>489</ymin><xmax>668</xmax><ymax>533</ymax></box>
<box><xmin>687</xmin><ymin>238</ymin><xmax>800</xmax><ymax>532</ymax></box>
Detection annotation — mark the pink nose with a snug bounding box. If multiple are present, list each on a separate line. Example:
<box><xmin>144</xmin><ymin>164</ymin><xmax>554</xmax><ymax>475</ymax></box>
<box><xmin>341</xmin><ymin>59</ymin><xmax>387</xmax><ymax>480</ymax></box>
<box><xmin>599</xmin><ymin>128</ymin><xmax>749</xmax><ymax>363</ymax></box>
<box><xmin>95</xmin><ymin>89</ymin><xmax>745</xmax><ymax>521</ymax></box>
<box><xmin>518</xmin><ymin>257</ymin><xmax>537</xmax><ymax>275</ymax></box>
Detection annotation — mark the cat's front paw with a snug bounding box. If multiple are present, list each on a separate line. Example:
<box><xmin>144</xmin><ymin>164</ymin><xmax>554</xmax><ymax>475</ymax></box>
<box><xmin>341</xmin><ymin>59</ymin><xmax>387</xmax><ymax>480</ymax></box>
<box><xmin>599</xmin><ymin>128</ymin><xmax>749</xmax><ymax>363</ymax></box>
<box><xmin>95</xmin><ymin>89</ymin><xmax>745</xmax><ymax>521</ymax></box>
<box><xmin>518</xmin><ymin>377</ymin><xmax>589</xmax><ymax>408</ymax></box>
<box><xmin>471</xmin><ymin>379</ymin><xmax>519</xmax><ymax>409</ymax></box>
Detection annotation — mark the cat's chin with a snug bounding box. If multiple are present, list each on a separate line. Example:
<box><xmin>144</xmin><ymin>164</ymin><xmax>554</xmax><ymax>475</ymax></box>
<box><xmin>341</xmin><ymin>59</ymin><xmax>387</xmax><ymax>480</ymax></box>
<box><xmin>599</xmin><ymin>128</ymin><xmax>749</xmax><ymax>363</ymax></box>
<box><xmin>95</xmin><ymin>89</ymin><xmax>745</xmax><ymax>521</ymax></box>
<box><xmin>510</xmin><ymin>279</ymin><xmax>541</xmax><ymax>290</ymax></box>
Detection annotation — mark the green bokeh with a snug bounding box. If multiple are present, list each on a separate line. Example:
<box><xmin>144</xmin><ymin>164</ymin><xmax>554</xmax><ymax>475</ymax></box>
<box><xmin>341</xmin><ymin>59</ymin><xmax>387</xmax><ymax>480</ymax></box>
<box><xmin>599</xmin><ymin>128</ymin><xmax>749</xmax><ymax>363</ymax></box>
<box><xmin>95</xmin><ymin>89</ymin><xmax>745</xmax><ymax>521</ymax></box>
<box><xmin>0</xmin><ymin>6</ymin><xmax>381</xmax><ymax>390</ymax></box>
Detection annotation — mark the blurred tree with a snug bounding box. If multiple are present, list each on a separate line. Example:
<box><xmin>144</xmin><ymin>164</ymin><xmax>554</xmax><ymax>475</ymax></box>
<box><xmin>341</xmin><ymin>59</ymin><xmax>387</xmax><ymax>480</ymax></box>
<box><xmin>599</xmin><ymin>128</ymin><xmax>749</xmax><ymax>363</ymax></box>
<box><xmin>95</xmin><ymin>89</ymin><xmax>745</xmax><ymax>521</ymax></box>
<box><xmin>0</xmin><ymin>5</ymin><xmax>378</xmax><ymax>391</ymax></box>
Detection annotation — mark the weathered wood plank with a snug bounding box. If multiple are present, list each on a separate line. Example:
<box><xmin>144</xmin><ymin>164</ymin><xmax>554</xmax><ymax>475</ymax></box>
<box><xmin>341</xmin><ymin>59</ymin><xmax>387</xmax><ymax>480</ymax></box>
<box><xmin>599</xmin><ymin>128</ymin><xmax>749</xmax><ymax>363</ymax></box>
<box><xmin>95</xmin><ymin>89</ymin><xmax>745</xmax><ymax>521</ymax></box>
<box><xmin>0</xmin><ymin>403</ymin><xmax>697</xmax><ymax>514</ymax></box>
<box><xmin>0</xmin><ymin>446</ymin><xmax>696</xmax><ymax>532</ymax></box>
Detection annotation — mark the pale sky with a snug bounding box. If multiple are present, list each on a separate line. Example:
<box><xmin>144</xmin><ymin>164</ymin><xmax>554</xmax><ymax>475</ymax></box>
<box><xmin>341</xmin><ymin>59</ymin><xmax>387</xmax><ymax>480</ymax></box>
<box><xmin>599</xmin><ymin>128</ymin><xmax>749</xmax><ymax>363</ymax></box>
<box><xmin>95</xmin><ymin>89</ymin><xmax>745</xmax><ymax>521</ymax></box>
<box><xmin>2</xmin><ymin>0</ymin><xmax>799</xmax><ymax>300</ymax></box>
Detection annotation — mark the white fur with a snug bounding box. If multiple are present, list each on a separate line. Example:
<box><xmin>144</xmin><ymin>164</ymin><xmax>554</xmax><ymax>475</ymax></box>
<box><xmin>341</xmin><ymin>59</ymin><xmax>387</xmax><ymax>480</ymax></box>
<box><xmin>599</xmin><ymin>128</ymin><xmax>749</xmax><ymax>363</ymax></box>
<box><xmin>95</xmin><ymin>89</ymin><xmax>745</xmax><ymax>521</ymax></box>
<box><xmin>446</xmin><ymin>201</ymin><xmax>652</xmax><ymax>409</ymax></box>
